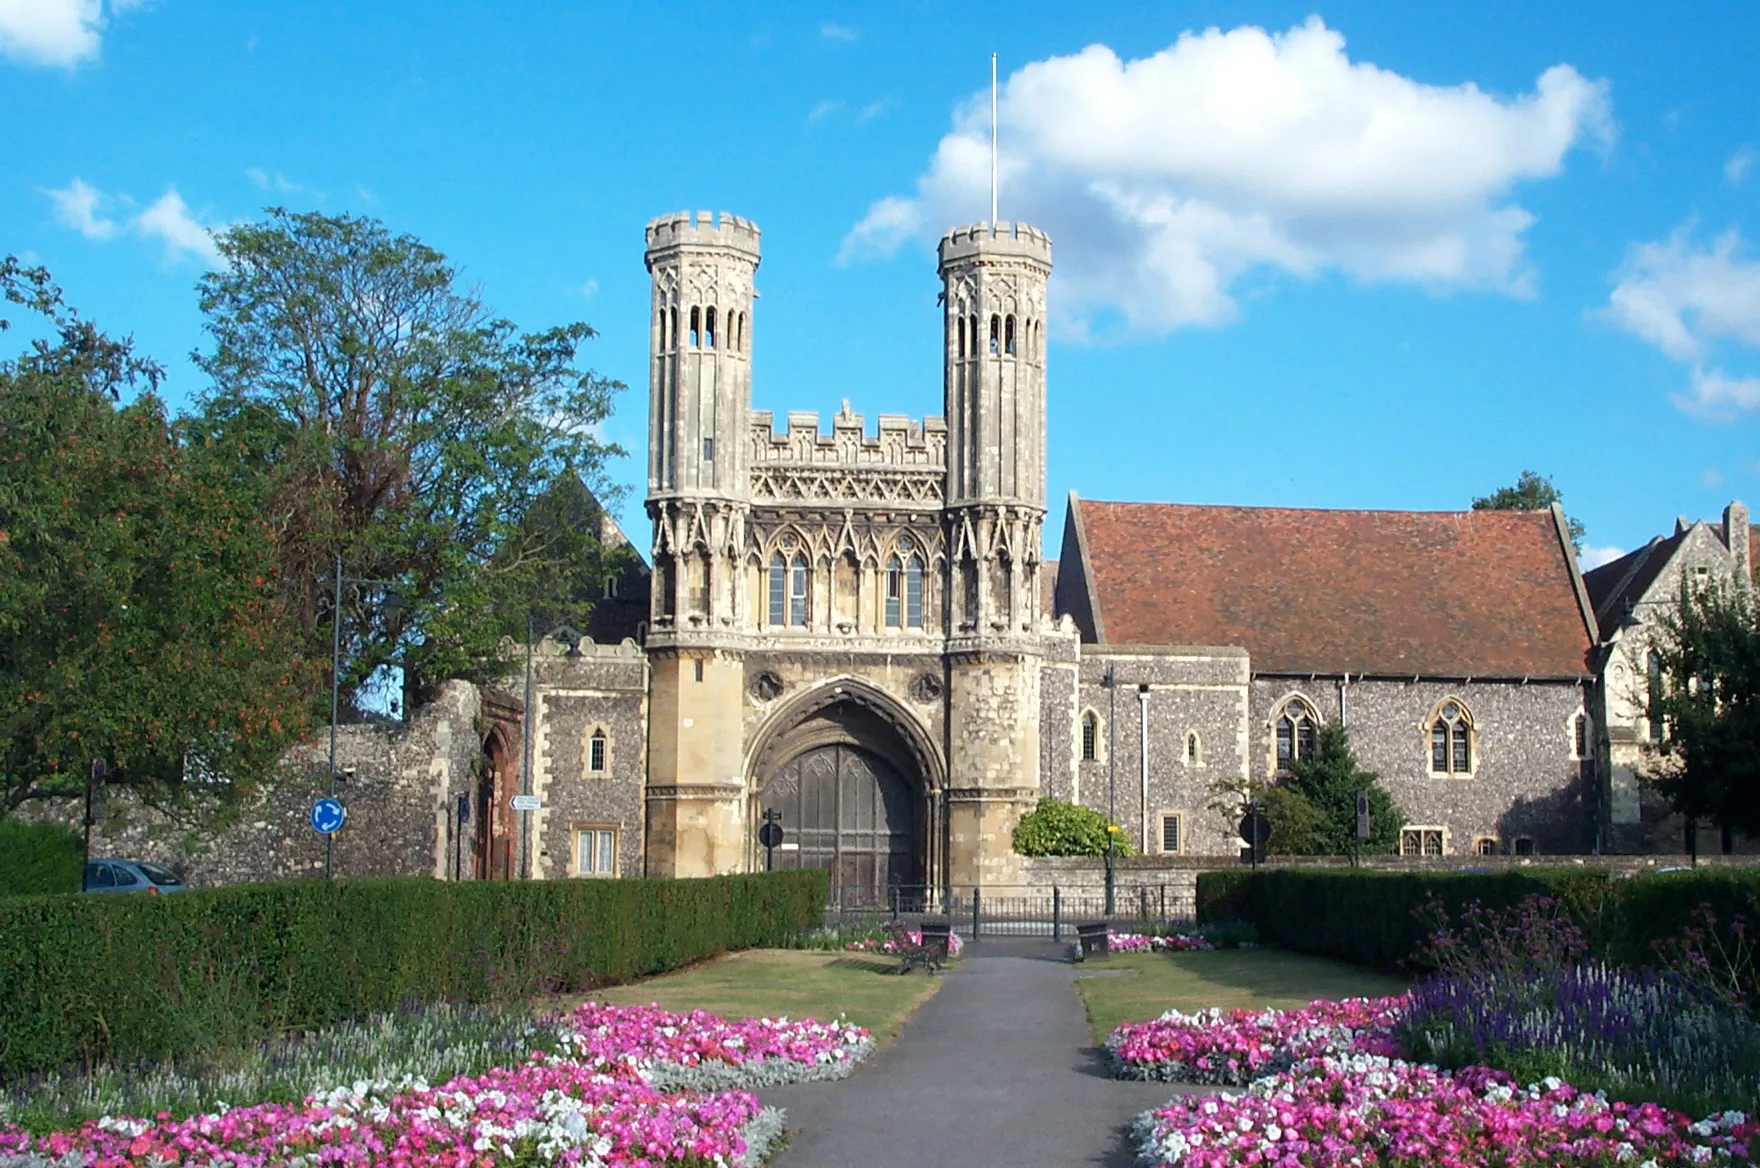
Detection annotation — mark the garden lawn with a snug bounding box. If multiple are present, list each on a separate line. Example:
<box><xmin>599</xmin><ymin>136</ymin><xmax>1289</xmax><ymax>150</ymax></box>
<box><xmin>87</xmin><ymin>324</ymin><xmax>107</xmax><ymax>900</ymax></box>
<box><xmin>583</xmin><ymin>949</ymin><xmax>940</xmax><ymax>1044</ymax></box>
<box><xmin>1077</xmin><ymin>948</ymin><xmax>1408</xmax><ymax>1040</ymax></box>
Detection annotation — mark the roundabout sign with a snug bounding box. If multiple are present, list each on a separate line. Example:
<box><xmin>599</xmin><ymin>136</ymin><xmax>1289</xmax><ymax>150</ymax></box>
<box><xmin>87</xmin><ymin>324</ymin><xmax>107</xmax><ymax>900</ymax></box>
<box><xmin>309</xmin><ymin>797</ymin><xmax>347</xmax><ymax>836</ymax></box>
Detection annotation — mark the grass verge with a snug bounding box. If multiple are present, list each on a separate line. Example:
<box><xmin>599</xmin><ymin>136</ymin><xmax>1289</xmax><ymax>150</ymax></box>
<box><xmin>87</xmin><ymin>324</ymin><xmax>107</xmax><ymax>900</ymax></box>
<box><xmin>1076</xmin><ymin>948</ymin><xmax>1409</xmax><ymax>1040</ymax></box>
<box><xmin>579</xmin><ymin>949</ymin><xmax>942</xmax><ymax>1046</ymax></box>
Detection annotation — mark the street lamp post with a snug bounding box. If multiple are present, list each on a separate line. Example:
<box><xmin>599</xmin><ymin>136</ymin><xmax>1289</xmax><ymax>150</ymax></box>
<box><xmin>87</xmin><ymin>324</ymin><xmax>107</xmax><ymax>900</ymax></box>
<box><xmin>321</xmin><ymin>553</ymin><xmax>403</xmax><ymax>880</ymax></box>
<box><xmin>1103</xmin><ymin>663</ymin><xmax>1118</xmax><ymax>915</ymax></box>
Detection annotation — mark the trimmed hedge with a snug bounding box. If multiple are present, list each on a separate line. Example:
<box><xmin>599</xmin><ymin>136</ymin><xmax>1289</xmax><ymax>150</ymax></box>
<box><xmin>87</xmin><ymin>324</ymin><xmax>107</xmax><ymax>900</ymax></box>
<box><xmin>0</xmin><ymin>821</ymin><xmax>84</xmax><ymax>897</ymax></box>
<box><xmin>1196</xmin><ymin>866</ymin><xmax>1760</xmax><ymax>975</ymax></box>
<box><xmin>0</xmin><ymin>869</ymin><xmax>824</xmax><ymax>1076</ymax></box>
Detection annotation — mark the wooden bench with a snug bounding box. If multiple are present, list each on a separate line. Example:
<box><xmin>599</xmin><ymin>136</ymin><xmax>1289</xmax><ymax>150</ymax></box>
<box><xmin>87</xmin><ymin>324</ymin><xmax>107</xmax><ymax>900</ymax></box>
<box><xmin>885</xmin><ymin>920</ymin><xmax>944</xmax><ymax>974</ymax></box>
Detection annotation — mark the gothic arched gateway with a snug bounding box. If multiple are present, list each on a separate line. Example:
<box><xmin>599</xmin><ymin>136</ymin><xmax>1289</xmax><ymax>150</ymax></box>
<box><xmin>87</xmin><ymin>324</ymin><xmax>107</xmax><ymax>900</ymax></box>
<box><xmin>749</xmin><ymin>680</ymin><xmax>942</xmax><ymax>904</ymax></box>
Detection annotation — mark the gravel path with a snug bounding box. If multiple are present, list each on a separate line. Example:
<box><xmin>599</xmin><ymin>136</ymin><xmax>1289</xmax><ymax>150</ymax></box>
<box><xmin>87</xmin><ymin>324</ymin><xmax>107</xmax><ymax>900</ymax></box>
<box><xmin>761</xmin><ymin>938</ymin><xmax>1216</xmax><ymax>1167</ymax></box>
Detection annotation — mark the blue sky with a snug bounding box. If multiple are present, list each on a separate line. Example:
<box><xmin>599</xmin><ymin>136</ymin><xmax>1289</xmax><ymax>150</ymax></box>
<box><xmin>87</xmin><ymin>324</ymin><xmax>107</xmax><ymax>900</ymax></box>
<box><xmin>5</xmin><ymin>1</ymin><xmax>1759</xmax><ymax>569</ymax></box>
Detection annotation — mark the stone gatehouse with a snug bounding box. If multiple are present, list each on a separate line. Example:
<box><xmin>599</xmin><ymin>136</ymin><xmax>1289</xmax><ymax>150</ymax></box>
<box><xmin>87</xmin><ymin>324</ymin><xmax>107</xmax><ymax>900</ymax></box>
<box><xmin>61</xmin><ymin>208</ymin><xmax>1652</xmax><ymax>889</ymax></box>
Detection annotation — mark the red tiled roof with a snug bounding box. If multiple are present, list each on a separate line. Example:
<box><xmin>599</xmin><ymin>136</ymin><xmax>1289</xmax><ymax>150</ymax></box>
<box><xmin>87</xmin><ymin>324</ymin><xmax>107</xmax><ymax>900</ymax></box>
<box><xmin>1069</xmin><ymin>498</ymin><xmax>1594</xmax><ymax>678</ymax></box>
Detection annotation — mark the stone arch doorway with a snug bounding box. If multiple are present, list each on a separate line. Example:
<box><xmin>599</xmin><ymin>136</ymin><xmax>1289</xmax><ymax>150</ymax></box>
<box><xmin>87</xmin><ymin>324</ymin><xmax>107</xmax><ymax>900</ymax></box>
<box><xmin>476</xmin><ymin>722</ymin><xmax>519</xmax><ymax>880</ymax></box>
<box><xmin>750</xmin><ymin>679</ymin><xmax>943</xmax><ymax>904</ymax></box>
<box><xmin>762</xmin><ymin>744</ymin><xmax>915</xmax><ymax>901</ymax></box>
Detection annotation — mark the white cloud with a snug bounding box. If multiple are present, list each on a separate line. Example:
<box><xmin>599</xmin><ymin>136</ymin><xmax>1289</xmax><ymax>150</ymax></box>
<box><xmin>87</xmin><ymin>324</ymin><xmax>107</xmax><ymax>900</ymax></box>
<box><xmin>841</xmin><ymin>18</ymin><xmax>1613</xmax><ymax>336</ymax></box>
<box><xmin>1703</xmin><ymin>468</ymin><xmax>1727</xmax><ymax>488</ymax></box>
<box><xmin>1673</xmin><ymin>367</ymin><xmax>1760</xmax><ymax>423</ymax></box>
<box><xmin>246</xmin><ymin>168</ymin><xmax>315</xmax><ymax>198</ymax></box>
<box><xmin>807</xmin><ymin>99</ymin><xmax>842</xmax><ymax>124</ymax></box>
<box><xmin>578</xmin><ymin>278</ymin><xmax>598</xmax><ymax>298</ymax></box>
<box><xmin>0</xmin><ymin>0</ymin><xmax>140</xmax><ymax>69</ymax></box>
<box><xmin>1604</xmin><ymin>227</ymin><xmax>1760</xmax><ymax>362</ymax></box>
<box><xmin>1603</xmin><ymin>226</ymin><xmax>1760</xmax><ymax>420</ymax></box>
<box><xmin>857</xmin><ymin>99</ymin><xmax>891</xmax><ymax>123</ymax></box>
<box><xmin>43</xmin><ymin>177</ymin><xmax>117</xmax><ymax>238</ymax></box>
<box><xmin>1727</xmin><ymin>145</ymin><xmax>1756</xmax><ymax>185</ymax></box>
<box><xmin>1579</xmin><ymin>544</ymin><xmax>1625</xmax><ymax>571</ymax></box>
<box><xmin>820</xmin><ymin>22</ymin><xmax>857</xmax><ymax>43</ymax></box>
<box><xmin>136</xmin><ymin>188</ymin><xmax>223</xmax><ymax>266</ymax></box>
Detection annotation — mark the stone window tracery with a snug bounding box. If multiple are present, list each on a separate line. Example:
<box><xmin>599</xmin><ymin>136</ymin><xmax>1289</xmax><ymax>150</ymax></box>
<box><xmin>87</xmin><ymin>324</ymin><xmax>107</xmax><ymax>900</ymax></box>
<box><xmin>886</xmin><ymin>543</ymin><xmax>924</xmax><ymax>630</ymax></box>
<box><xmin>1428</xmin><ymin>699</ymin><xmax>1474</xmax><ymax>776</ymax></box>
<box><xmin>1401</xmin><ymin>826</ymin><xmax>1446</xmax><ymax>857</ymax></box>
<box><xmin>1185</xmin><ymin>730</ymin><xmax>1202</xmax><ymax>766</ymax></box>
<box><xmin>588</xmin><ymin>729</ymin><xmax>607</xmax><ymax>774</ymax></box>
<box><xmin>705</xmin><ymin>306</ymin><xmax>717</xmax><ymax>349</ymax></box>
<box><xmin>1005</xmin><ymin>314</ymin><xmax>1016</xmax><ymax>355</ymax></box>
<box><xmin>789</xmin><ymin>553</ymin><xmax>809</xmax><ymax>627</ymax></box>
<box><xmin>989</xmin><ymin>314</ymin><xmax>1000</xmax><ymax>355</ymax></box>
<box><xmin>689</xmin><ymin>307</ymin><xmax>700</xmax><ymax>348</ymax></box>
<box><xmin>1081</xmin><ymin>710</ymin><xmax>1100</xmax><ymax>762</ymax></box>
<box><xmin>1274</xmin><ymin>697</ymin><xmax>1319</xmax><ymax>773</ymax></box>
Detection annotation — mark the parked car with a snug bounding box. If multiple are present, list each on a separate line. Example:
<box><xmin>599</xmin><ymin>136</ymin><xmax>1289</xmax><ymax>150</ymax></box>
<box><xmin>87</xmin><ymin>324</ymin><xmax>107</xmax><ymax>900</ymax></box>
<box><xmin>82</xmin><ymin>859</ymin><xmax>187</xmax><ymax>894</ymax></box>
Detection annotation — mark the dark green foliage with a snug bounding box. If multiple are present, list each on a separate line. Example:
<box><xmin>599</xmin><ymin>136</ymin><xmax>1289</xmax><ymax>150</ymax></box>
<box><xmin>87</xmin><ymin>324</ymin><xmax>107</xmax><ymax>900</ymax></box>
<box><xmin>193</xmin><ymin>209</ymin><xmax>627</xmax><ymax>715</ymax></box>
<box><xmin>0</xmin><ymin>869</ymin><xmax>824</xmax><ymax>1076</ymax></box>
<box><xmin>1471</xmin><ymin>468</ymin><xmax>1586</xmax><ymax>552</ymax></box>
<box><xmin>1273</xmin><ymin>723</ymin><xmax>1404</xmax><ymax>856</ymax></box>
<box><xmin>1645</xmin><ymin>578</ymin><xmax>1760</xmax><ymax>840</ymax></box>
<box><xmin>1197</xmin><ymin>866</ymin><xmax>1757</xmax><ymax>991</ymax></box>
<box><xmin>0</xmin><ymin>821</ymin><xmax>82</xmax><ymax>896</ymax></box>
<box><xmin>1011</xmin><ymin>797</ymin><xmax>1134</xmax><ymax>857</ymax></box>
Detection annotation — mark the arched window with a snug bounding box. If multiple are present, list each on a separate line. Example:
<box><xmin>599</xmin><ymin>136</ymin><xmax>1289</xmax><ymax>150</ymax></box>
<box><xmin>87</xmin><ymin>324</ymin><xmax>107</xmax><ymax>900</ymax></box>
<box><xmin>767</xmin><ymin>554</ymin><xmax>787</xmax><ymax>627</ymax></box>
<box><xmin>989</xmin><ymin>314</ymin><xmax>1000</xmax><ymax>355</ymax></box>
<box><xmin>906</xmin><ymin>554</ymin><xmax>924</xmax><ymax>629</ymax></box>
<box><xmin>689</xmin><ymin>306</ymin><xmax>700</xmax><ymax>348</ymax></box>
<box><xmin>957</xmin><ymin>315</ymin><xmax>966</xmax><ymax>359</ymax></box>
<box><xmin>705</xmin><ymin>306</ymin><xmax>717</xmax><ymax>349</ymax></box>
<box><xmin>1429</xmin><ymin>700</ymin><xmax>1473</xmax><ymax>775</ymax></box>
<box><xmin>1081</xmin><ymin>711</ymin><xmax>1100</xmax><ymax>762</ymax></box>
<box><xmin>789</xmin><ymin>554</ymin><xmax>809</xmax><ymax>627</ymax></box>
<box><xmin>588</xmin><ymin>729</ymin><xmax>607</xmax><ymax>774</ymax></box>
<box><xmin>1646</xmin><ymin>650</ymin><xmax>1664</xmax><ymax>744</ymax></box>
<box><xmin>602</xmin><ymin>575</ymin><xmax>619</xmax><ymax>600</ymax></box>
<box><xmin>1185</xmin><ymin>731</ymin><xmax>1202</xmax><ymax>766</ymax></box>
<box><xmin>885</xmin><ymin>555</ymin><xmax>903</xmax><ymax>628</ymax></box>
<box><xmin>733</xmin><ymin>311</ymin><xmax>743</xmax><ymax>352</ymax></box>
<box><xmin>1572</xmin><ymin>711</ymin><xmax>1589</xmax><ymax>759</ymax></box>
<box><xmin>968</xmin><ymin>315</ymin><xmax>978</xmax><ymax>357</ymax></box>
<box><xmin>1005</xmin><ymin>314</ymin><xmax>1016</xmax><ymax>355</ymax></box>
<box><xmin>655</xmin><ymin>554</ymin><xmax>675</xmax><ymax>619</ymax></box>
<box><xmin>1275</xmin><ymin>698</ymin><xmax>1318</xmax><ymax>772</ymax></box>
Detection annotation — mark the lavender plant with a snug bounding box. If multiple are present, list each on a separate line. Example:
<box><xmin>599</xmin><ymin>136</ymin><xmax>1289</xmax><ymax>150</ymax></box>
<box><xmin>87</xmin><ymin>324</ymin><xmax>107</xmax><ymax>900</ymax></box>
<box><xmin>0</xmin><ymin>1002</ymin><xmax>563</xmax><ymax>1134</ymax></box>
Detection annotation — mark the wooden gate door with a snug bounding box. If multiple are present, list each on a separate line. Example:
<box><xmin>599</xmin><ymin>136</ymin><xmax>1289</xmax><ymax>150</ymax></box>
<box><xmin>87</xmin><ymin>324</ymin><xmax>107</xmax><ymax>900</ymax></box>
<box><xmin>761</xmin><ymin>745</ymin><xmax>915</xmax><ymax>904</ymax></box>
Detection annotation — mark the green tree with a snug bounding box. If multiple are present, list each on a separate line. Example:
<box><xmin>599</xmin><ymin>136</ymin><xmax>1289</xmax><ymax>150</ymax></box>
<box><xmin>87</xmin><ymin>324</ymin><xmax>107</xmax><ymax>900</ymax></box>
<box><xmin>0</xmin><ymin>259</ymin><xmax>314</xmax><ymax>815</ymax></box>
<box><xmin>1277</xmin><ymin>723</ymin><xmax>1405</xmax><ymax>856</ymax></box>
<box><xmin>1012</xmin><ymin>798</ymin><xmax>1134</xmax><ymax>857</ymax></box>
<box><xmin>1472</xmin><ymin>469</ymin><xmax>1587</xmax><ymax>553</ymax></box>
<box><xmin>1644</xmin><ymin>579</ymin><xmax>1760</xmax><ymax>841</ymax></box>
<box><xmin>192</xmin><ymin>209</ymin><xmax>628</xmax><ymax>714</ymax></box>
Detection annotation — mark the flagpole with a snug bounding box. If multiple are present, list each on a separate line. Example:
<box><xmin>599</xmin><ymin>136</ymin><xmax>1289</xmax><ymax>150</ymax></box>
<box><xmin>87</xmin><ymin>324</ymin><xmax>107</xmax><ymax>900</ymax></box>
<box><xmin>990</xmin><ymin>52</ymin><xmax>998</xmax><ymax>231</ymax></box>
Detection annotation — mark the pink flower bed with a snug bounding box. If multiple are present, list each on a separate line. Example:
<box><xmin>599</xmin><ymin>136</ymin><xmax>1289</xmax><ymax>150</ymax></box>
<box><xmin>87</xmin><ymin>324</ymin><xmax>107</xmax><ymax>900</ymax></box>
<box><xmin>0</xmin><ymin>1003</ymin><xmax>878</xmax><ymax>1167</ymax></box>
<box><xmin>0</xmin><ymin>1058</ymin><xmax>766</xmax><ymax>1168</ymax></box>
<box><xmin>1107</xmin><ymin>932</ymin><xmax>1214</xmax><ymax>954</ymax></box>
<box><xmin>563</xmin><ymin>1002</ymin><xmax>873</xmax><ymax>1087</ymax></box>
<box><xmin>1108</xmin><ymin>996</ymin><xmax>1407</xmax><ymax>1084</ymax></box>
<box><xmin>844</xmin><ymin>928</ymin><xmax>964</xmax><ymax>958</ymax></box>
<box><xmin>1136</xmin><ymin>1053</ymin><xmax>1757</xmax><ymax>1168</ymax></box>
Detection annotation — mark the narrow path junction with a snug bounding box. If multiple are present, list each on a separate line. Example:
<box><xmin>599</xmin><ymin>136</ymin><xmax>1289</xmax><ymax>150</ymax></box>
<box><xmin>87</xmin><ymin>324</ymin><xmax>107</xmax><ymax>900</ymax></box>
<box><xmin>762</xmin><ymin>938</ymin><xmax>1216</xmax><ymax>1168</ymax></box>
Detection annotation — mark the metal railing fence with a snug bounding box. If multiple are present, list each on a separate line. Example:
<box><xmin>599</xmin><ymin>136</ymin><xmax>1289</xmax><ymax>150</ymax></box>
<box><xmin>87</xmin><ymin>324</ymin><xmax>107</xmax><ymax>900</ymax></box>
<box><xmin>823</xmin><ymin>883</ymin><xmax>1195</xmax><ymax>940</ymax></box>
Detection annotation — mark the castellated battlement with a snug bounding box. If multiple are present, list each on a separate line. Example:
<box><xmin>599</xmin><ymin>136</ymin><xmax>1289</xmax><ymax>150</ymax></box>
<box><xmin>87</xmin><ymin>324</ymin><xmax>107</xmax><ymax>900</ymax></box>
<box><xmin>749</xmin><ymin>401</ymin><xmax>946</xmax><ymax>469</ymax></box>
<box><xmin>937</xmin><ymin>220</ymin><xmax>1053</xmax><ymax>268</ymax></box>
<box><xmin>645</xmin><ymin>210</ymin><xmax>761</xmax><ymax>256</ymax></box>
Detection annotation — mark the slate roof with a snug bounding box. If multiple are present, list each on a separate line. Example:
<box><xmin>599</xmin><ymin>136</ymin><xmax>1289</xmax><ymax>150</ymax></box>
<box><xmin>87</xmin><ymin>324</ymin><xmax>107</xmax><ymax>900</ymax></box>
<box><xmin>1062</xmin><ymin>497</ymin><xmax>1595</xmax><ymax>679</ymax></box>
<box><xmin>1582</xmin><ymin>534</ymin><xmax>1682</xmax><ymax>636</ymax></box>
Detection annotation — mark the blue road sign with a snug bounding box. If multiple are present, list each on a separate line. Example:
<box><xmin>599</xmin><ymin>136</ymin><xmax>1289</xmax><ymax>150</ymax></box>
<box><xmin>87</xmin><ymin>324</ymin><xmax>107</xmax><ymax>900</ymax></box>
<box><xmin>309</xmin><ymin>797</ymin><xmax>347</xmax><ymax>835</ymax></box>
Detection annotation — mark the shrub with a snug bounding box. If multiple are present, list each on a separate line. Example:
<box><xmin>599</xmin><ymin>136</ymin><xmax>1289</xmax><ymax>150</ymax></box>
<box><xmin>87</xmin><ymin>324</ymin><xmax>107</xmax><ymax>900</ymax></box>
<box><xmin>0</xmin><ymin>822</ymin><xmax>83</xmax><ymax>897</ymax></box>
<box><xmin>0</xmin><ymin>868</ymin><xmax>824</xmax><ymax>1077</ymax></box>
<box><xmin>1012</xmin><ymin>797</ymin><xmax>1134</xmax><ymax>857</ymax></box>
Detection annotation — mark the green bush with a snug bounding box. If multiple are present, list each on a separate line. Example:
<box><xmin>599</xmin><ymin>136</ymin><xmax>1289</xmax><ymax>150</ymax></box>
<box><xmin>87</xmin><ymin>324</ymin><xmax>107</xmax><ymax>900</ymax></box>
<box><xmin>1195</xmin><ymin>866</ymin><xmax>1755</xmax><ymax>978</ymax></box>
<box><xmin>1012</xmin><ymin>797</ymin><xmax>1134</xmax><ymax>857</ymax></box>
<box><xmin>0</xmin><ymin>868</ymin><xmax>824</xmax><ymax>1077</ymax></box>
<box><xmin>0</xmin><ymin>822</ymin><xmax>84</xmax><ymax>897</ymax></box>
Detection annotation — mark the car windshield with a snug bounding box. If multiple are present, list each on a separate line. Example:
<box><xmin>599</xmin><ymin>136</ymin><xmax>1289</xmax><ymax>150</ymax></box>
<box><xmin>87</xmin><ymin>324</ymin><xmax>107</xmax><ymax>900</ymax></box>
<box><xmin>135</xmin><ymin>862</ymin><xmax>181</xmax><ymax>885</ymax></box>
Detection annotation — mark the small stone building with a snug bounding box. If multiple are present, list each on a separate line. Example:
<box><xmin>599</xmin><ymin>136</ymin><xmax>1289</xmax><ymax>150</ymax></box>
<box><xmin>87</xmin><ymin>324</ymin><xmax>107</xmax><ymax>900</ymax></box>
<box><xmin>1584</xmin><ymin>502</ymin><xmax>1757</xmax><ymax>854</ymax></box>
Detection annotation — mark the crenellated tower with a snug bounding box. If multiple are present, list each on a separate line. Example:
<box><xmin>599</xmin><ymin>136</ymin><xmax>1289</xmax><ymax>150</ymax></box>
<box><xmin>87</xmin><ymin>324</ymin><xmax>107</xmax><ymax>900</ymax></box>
<box><xmin>642</xmin><ymin>210</ymin><xmax>759</xmax><ymax>877</ymax></box>
<box><xmin>937</xmin><ymin>220</ymin><xmax>1053</xmax><ymax>886</ymax></box>
<box><xmin>939</xmin><ymin>221</ymin><xmax>1052</xmax><ymax>633</ymax></box>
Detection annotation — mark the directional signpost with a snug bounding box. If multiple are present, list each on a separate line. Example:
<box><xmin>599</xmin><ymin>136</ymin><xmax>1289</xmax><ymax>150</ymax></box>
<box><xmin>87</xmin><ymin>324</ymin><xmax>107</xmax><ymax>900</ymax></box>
<box><xmin>309</xmin><ymin>797</ymin><xmax>347</xmax><ymax>836</ymax></box>
<box><xmin>758</xmin><ymin>809</ymin><xmax>784</xmax><ymax>871</ymax></box>
<box><xmin>510</xmin><ymin>794</ymin><xmax>542</xmax><ymax>812</ymax></box>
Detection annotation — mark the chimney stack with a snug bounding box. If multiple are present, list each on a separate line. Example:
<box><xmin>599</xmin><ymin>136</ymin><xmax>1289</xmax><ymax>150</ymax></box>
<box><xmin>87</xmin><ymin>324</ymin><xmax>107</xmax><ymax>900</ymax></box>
<box><xmin>1726</xmin><ymin>501</ymin><xmax>1751</xmax><ymax>583</ymax></box>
